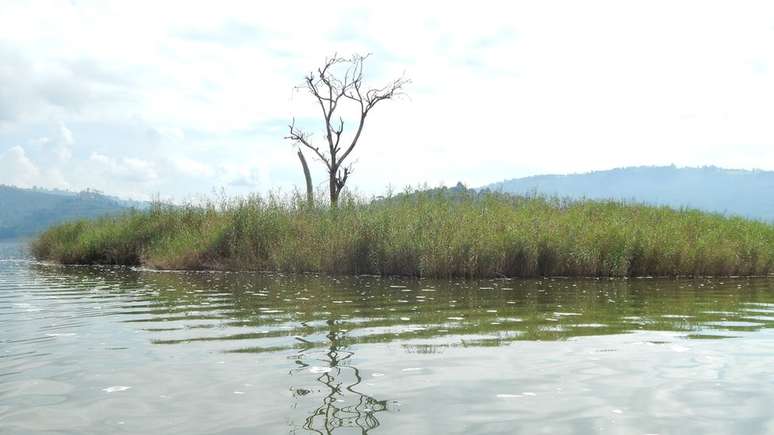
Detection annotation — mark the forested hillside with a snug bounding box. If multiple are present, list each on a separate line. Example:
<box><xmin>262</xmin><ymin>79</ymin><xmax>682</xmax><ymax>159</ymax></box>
<box><xmin>0</xmin><ymin>185</ymin><xmax>143</xmax><ymax>239</ymax></box>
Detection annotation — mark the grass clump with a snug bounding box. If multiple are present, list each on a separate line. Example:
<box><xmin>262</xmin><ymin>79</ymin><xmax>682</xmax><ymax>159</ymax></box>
<box><xmin>30</xmin><ymin>190</ymin><xmax>774</xmax><ymax>278</ymax></box>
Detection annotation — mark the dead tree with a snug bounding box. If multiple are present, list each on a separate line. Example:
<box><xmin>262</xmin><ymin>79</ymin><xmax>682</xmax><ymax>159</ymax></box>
<box><xmin>286</xmin><ymin>54</ymin><xmax>408</xmax><ymax>206</ymax></box>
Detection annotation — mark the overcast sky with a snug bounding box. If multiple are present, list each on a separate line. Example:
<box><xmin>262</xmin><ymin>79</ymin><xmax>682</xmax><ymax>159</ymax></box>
<box><xmin>1</xmin><ymin>1</ymin><xmax>773</xmax><ymax>200</ymax></box>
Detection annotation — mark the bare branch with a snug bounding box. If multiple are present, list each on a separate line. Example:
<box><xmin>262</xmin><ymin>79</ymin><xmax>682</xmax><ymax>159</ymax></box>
<box><xmin>336</xmin><ymin>113</ymin><xmax>366</xmax><ymax>167</ymax></box>
<box><xmin>335</xmin><ymin>163</ymin><xmax>353</xmax><ymax>191</ymax></box>
<box><xmin>285</xmin><ymin>118</ymin><xmax>331</xmax><ymax>169</ymax></box>
<box><xmin>365</xmin><ymin>76</ymin><xmax>410</xmax><ymax>112</ymax></box>
<box><xmin>333</xmin><ymin>116</ymin><xmax>344</xmax><ymax>153</ymax></box>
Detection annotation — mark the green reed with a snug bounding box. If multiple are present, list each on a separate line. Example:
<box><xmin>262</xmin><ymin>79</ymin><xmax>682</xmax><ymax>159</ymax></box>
<box><xmin>31</xmin><ymin>189</ymin><xmax>774</xmax><ymax>278</ymax></box>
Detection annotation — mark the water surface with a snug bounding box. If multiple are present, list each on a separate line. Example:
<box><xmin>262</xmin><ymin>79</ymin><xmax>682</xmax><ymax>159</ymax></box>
<box><xmin>2</xmin><ymin>241</ymin><xmax>774</xmax><ymax>434</ymax></box>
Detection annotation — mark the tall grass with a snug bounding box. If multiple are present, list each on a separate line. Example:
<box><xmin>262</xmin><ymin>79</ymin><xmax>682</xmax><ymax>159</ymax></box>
<box><xmin>30</xmin><ymin>190</ymin><xmax>774</xmax><ymax>278</ymax></box>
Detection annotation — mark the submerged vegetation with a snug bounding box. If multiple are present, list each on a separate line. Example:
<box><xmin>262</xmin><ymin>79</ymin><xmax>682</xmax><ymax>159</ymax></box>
<box><xmin>31</xmin><ymin>190</ymin><xmax>774</xmax><ymax>278</ymax></box>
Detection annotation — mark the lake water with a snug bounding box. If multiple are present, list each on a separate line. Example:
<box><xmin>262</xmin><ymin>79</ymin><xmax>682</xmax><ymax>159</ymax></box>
<box><xmin>2</xmin><ymin>241</ymin><xmax>774</xmax><ymax>434</ymax></box>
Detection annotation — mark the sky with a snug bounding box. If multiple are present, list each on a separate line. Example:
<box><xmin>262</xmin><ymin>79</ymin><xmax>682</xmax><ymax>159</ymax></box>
<box><xmin>1</xmin><ymin>0</ymin><xmax>773</xmax><ymax>201</ymax></box>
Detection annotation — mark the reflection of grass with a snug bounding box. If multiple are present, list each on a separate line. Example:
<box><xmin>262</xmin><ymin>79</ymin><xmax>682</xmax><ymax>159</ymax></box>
<box><xmin>32</xmin><ymin>190</ymin><xmax>774</xmax><ymax>278</ymax></box>
<box><xmin>685</xmin><ymin>334</ymin><xmax>740</xmax><ymax>340</ymax></box>
<box><xmin>28</xmin><ymin>265</ymin><xmax>774</xmax><ymax>353</ymax></box>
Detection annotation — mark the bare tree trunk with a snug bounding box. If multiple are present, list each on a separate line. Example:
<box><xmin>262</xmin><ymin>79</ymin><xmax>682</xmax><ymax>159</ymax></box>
<box><xmin>297</xmin><ymin>149</ymin><xmax>313</xmax><ymax>206</ymax></box>
<box><xmin>329</xmin><ymin>174</ymin><xmax>339</xmax><ymax>206</ymax></box>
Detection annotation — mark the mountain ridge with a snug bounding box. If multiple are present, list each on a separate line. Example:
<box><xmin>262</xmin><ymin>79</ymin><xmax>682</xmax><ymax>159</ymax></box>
<box><xmin>482</xmin><ymin>165</ymin><xmax>774</xmax><ymax>221</ymax></box>
<box><xmin>0</xmin><ymin>185</ymin><xmax>146</xmax><ymax>239</ymax></box>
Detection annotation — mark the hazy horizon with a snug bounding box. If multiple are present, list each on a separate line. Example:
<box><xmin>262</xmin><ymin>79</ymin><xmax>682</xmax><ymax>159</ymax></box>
<box><xmin>2</xmin><ymin>1</ymin><xmax>773</xmax><ymax>201</ymax></box>
<box><xmin>0</xmin><ymin>165</ymin><xmax>774</xmax><ymax>203</ymax></box>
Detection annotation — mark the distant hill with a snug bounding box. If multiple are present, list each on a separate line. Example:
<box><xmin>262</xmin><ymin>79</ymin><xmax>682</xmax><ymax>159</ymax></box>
<box><xmin>0</xmin><ymin>185</ymin><xmax>146</xmax><ymax>239</ymax></box>
<box><xmin>483</xmin><ymin>166</ymin><xmax>774</xmax><ymax>222</ymax></box>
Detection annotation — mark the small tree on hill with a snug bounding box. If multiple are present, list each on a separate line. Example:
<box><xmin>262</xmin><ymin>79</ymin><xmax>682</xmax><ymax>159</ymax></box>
<box><xmin>286</xmin><ymin>54</ymin><xmax>409</xmax><ymax>206</ymax></box>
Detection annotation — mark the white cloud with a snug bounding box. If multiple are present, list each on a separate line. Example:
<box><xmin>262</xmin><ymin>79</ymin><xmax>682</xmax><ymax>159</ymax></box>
<box><xmin>88</xmin><ymin>152</ymin><xmax>111</xmax><ymax>166</ymax></box>
<box><xmin>57</xmin><ymin>121</ymin><xmax>73</xmax><ymax>144</ymax></box>
<box><xmin>172</xmin><ymin>157</ymin><xmax>212</xmax><ymax>177</ymax></box>
<box><xmin>0</xmin><ymin>146</ymin><xmax>41</xmax><ymax>187</ymax></box>
<box><xmin>52</xmin><ymin>121</ymin><xmax>74</xmax><ymax>161</ymax></box>
<box><xmin>27</xmin><ymin>121</ymin><xmax>75</xmax><ymax>161</ymax></box>
<box><xmin>1</xmin><ymin>1</ymin><xmax>773</xmax><ymax>198</ymax></box>
<box><xmin>30</xmin><ymin>136</ymin><xmax>51</xmax><ymax>145</ymax></box>
<box><xmin>89</xmin><ymin>153</ymin><xmax>158</xmax><ymax>182</ymax></box>
<box><xmin>156</xmin><ymin>127</ymin><xmax>185</xmax><ymax>142</ymax></box>
<box><xmin>222</xmin><ymin>162</ymin><xmax>270</xmax><ymax>190</ymax></box>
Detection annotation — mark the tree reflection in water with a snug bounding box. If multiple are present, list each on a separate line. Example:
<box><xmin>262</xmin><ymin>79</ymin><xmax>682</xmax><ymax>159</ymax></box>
<box><xmin>290</xmin><ymin>319</ymin><xmax>394</xmax><ymax>434</ymax></box>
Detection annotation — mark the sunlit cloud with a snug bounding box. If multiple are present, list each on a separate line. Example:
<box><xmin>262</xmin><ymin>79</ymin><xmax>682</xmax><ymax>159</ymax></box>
<box><xmin>1</xmin><ymin>0</ymin><xmax>773</xmax><ymax>199</ymax></box>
